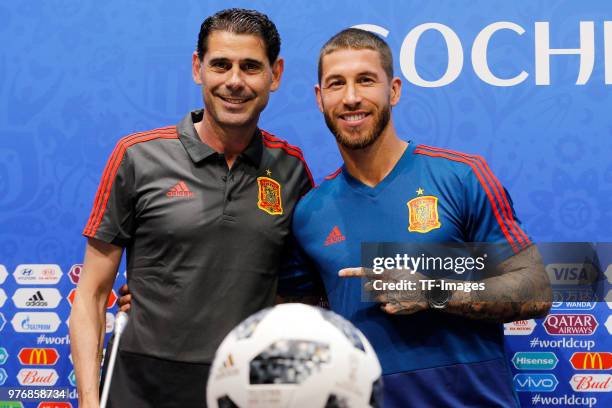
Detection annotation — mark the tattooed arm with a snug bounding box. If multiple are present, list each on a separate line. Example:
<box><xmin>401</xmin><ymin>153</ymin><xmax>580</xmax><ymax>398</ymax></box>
<box><xmin>443</xmin><ymin>245</ymin><xmax>552</xmax><ymax>322</ymax></box>
<box><xmin>339</xmin><ymin>245</ymin><xmax>552</xmax><ymax>323</ymax></box>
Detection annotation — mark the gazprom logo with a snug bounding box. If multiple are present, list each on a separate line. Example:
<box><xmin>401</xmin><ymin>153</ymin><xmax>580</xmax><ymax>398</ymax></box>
<box><xmin>512</xmin><ymin>352</ymin><xmax>558</xmax><ymax>370</ymax></box>
<box><xmin>514</xmin><ymin>374</ymin><xmax>559</xmax><ymax>392</ymax></box>
<box><xmin>11</xmin><ymin>312</ymin><xmax>61</xmax><ymax>333</ymax></box>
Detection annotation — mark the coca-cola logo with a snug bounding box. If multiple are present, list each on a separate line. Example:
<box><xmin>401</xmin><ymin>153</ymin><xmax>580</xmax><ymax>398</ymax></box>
<box><xmin>544</xmin><ymin>314</ymin><xmax>598</xmax><ymax>336</ymax></box>
<box><xmin>38</xmin><ymin>403</ymin><xmax>72</xmax><ymax>408</ymax></box>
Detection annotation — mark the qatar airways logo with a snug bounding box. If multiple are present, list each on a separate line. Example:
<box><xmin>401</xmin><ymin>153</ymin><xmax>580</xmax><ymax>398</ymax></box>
<box><xmin>354</xmin><ymin>21</ymin><xmax>612</xmax><ymax>87</ymax></box>
<box><xmin>544</xmin><ymin>314</ymin><xmax>598</xmax><ymax>336</ymax></box>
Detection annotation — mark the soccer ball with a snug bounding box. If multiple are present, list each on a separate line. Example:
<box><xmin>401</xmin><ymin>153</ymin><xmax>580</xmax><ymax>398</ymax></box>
<box><xmin>206</xmin><ymin>303</ymin><xmax>383</xmax><ymax>408</ymax></box>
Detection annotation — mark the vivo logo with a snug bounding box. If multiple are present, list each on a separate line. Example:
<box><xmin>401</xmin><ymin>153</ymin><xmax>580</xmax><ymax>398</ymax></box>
<box><xmin>514</xmin><ymin>374</ymin><xmax>559</xmax><ymax>392</ymax></box>
<box><xmin>355</xmin><ymin>21</ymin><xmax>612</xmax><ymax>87</ymax></box>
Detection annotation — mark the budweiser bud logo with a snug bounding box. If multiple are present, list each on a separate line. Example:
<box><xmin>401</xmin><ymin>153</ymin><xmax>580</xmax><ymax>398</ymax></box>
<box><xmin>570</xmin><ymin>374</ymin><xmax>612</xmax><ymax>392</ymax></box>
<box><xmin>17</xmin><ymin>368</ymin><xmax>58</xmax><ymax>386</ymax></box>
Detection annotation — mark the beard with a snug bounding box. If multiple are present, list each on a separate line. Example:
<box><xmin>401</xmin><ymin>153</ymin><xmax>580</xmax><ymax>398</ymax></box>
<box><xmin>324</xmin><ymin>104</ymin><xmax>391</xmax><ymax>150</ymax></box>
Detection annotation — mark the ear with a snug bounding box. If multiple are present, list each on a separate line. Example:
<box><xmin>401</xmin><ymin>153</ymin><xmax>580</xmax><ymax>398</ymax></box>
<box><xmin>270</xmin><ymin>57</ymin><xmax>284</xmax><ymax>92</ymax></box>
<box><xmin>390</xmin><ymin>76</ymin><xmax>402</xmax><ymax>106</ymax></box>
<box><xmin>192</xmin><ymin>52</ymin><xmax>202</xmax><ymax>84</ymax></box>
<box><xmin>314</xmin><ymin>84</ymin><xmax>324</xmax><ymax>113</ymax></box>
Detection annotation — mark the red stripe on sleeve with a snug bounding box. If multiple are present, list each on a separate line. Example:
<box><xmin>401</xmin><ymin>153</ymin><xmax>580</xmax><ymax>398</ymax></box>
<box><xmin>417</xmin><ymin>145</ymin><xmax>530</xmax><ymax>249</ymax></box>
<box><xmin>84</xmin><ymin>128</ymin><xmax>177</xmax><ymax>238</ymax></box>
<box><xmin>260</xmin><ymin>130</ymin><xmax>304</xmax><ymax>156</ymax></box>
<box><xmin>414</xmin><ymin>148</ymin><xmax>520</xmax><ymax>253</ymax></box>
<box><xmin>262</xmin><ymin>139</ymin><xmax>315</xmax><ymax>188</ymax></box>
<box><xmin>84</xmin><ymin>127</ymin><xmax>176</xmax><ymax>235</ymax></box>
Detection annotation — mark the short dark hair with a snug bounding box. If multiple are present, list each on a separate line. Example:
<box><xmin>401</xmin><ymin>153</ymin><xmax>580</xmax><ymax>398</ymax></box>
<box><xmin>318</xmin><ymin>28</ymin><xmax>394</xmax><ymax>83</ymax></box>
<box><xmin>197</xmin><ymin>8</ymin><xmax>281</xmax><ymax>64</ymax></box>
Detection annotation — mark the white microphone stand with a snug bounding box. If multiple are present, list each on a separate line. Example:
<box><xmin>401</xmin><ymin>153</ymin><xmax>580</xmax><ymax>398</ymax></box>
<box><xmin>100</xmin><ymin>311</ymin><xmax>129</xmax><ymax>408</ymax></box>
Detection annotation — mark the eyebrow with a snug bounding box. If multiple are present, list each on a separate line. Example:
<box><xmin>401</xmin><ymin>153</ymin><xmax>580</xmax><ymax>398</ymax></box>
<box><xmin>208</xmin><ymin>57</ymin><xmax>264</xmax><ymax>66</ymax></box>
<box><xmin>323</xmin><ymin>70</ymin><xmax>380</xmax><ymax>83</ymax></box>
<box><xmin>241</xmin><ymin>58</ymin><xmax>264</xmax><ymax>66</ymax></box>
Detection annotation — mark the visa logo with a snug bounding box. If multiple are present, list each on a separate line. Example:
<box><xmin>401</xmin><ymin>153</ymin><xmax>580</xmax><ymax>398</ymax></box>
<box><xmin>513</xmin><ymin>374</ymin><xmax>559</xmax><ymax>392</ymax></box>
<box><xmin>546</xmin><ymin>263</ymin><xmax>598</xmax><ymax>285</ymax></box>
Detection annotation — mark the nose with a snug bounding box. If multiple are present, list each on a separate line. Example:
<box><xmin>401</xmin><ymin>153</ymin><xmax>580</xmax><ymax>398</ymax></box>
<box><xmin>226</xmin><ymin>66</ymin><xmax>245</xmax><ymax>91</ymax></box>
<box><xmin>342</xmin><ymin>82</ymin><xmax>361</xmax><ymax>108</ymax></box>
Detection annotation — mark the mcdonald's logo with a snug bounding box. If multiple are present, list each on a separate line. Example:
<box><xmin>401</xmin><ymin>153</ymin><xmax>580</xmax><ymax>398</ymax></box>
<box><xmin>17</xmin><ymin>348</ymin><xmax>59</xmax><ymax>366</ymax></box>
<box><xmin>570</xmin><ymin>352</ymin><xmax>612</xmax><ymax>370</ymax></box>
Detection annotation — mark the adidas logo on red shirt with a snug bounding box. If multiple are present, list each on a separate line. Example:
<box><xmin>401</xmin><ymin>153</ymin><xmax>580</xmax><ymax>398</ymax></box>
<box><xmin>324</xmin><ymin>226</ymin><xmax>346</xmax><ymax>246</ymax></box>
<box><xmin>167</xmin><ymin>181</ymin><xmax>194</xmax><ymax>198</ymax></box>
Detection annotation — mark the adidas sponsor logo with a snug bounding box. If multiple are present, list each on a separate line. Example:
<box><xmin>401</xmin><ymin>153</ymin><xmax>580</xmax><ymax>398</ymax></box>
<box><xmin>166</xmin><ymin>181</ymin><xmax>194</xmax><ymax>198</ymax></box>
<box><xmin>324</xmin><ymin>226</ymin><xmax>346</xmax><ymax>246</ymax></box>
<box><xmin>26</xmin><ymin>291</ymin><xmax>47</xmax><ymax>307</ymax></box>
<box><xmin>12</xmin><ymin>288</ymin><xmax>62</xmax><ymax>309</ymax></box>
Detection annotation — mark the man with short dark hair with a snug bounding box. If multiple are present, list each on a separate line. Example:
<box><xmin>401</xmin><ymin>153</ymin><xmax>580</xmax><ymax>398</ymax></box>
<box><xmin>70</xmin><ymin>9</ymin><xmax>313</xmax><ymax>408</ymax></box>
<box><xmin>292</xmin><ymin>28</ymin><xmax>552</xmax><ymax>407</ymax></box>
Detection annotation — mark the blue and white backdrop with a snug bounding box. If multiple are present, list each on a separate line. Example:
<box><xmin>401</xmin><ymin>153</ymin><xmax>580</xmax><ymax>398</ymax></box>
<box><xmin>0</xmin><ymin>1</ymin><xmax>610</xmax><ymax>407</ymax></box>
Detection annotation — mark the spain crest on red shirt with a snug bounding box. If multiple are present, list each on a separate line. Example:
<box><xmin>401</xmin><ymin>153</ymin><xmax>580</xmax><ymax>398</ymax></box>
<box><xmin>257</xmin><ymin>177</ymin><xmax>283</xmax><ymax>215</ymax></box>
<box><xmin>407</xmin><ymin>195</ymin><xmax>441</xmax><ymax>233</ymax></box>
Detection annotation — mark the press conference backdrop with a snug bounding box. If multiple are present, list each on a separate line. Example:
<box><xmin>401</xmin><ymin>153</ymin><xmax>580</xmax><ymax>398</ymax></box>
<box><xmin>0</xmin><ymin>0</ymin><xmax>611</xmax><ymax>407</ymax></box>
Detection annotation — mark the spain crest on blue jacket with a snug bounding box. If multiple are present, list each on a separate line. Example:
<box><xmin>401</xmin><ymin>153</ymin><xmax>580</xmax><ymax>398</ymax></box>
<box><xmin>407</xmin><ymin>195</ymin><xmax>441</xmax><ymax>233</ymax></box>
